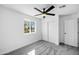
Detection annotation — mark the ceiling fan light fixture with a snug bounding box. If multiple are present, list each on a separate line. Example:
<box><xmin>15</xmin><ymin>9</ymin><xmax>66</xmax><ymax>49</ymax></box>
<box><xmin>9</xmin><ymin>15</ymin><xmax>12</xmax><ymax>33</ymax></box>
<box><xmin>42</xmin><ymin>14</ymin><xmax>46</xmax><ymax>16</ymax></box>
<box><xmin>43</xmin><ymin>16</ymin><xmax>45</xmax><ymax>18</ymax></box>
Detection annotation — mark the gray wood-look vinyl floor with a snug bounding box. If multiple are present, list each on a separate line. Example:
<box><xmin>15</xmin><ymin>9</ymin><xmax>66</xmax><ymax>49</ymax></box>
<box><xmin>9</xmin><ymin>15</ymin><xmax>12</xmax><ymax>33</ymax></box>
<box><xmin>5</xmin><ymin>40</ymin><xmax>79</xmax><ymax>55</ymax></box>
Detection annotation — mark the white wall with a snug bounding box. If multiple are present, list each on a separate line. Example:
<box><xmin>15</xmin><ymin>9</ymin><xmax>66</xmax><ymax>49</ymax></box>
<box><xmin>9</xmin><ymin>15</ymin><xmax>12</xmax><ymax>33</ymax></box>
<box><xmin>24</xmin><ymin>15</ymin><xmax>42</xmax><ymax>46</ymax></box>
<box><xmin>0</xmin><ymin>5</ymin><xmax>42</xmax><ymax>54</ymax></box>
<box><xmin>78</xmin><ymin>19</ymin><xmax>79</xmax><ymax>46</ymax></box>
<box><xmin>59</xmin><ymin>16</ymin><xmax>64</xmax><ymax>43</ymax></box>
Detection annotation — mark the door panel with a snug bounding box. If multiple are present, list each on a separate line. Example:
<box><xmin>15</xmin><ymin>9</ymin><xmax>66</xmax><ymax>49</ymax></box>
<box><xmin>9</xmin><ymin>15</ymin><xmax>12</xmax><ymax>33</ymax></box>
<box><xmin>64</xmin><ymin>19</ymin><xmax>76</xmax><ymax>46</ymax></box>
<box><xmin>42</xmin><ymin>22</ymin><xmax>48</xmax><ymax>41</ymax></box>
<box><xmin>48</xmin><ymin>22</ymin><xmax>58</xmax><ymax>45</ymax></box>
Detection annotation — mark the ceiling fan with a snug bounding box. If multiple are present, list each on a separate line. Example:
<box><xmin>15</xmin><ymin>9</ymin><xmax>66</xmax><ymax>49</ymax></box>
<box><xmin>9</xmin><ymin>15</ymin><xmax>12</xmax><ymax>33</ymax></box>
<box><xmin>34</xmin><ymin>5</ymin><xmax>55</xmax><ymax>18</ymax></box>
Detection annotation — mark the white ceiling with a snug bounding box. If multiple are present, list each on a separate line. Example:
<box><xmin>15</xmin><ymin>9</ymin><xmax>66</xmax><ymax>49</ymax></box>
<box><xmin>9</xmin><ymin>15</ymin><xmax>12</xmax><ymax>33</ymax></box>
<box><xmin>2</xmin><ymin>4</ymin><xmax>79</xmax><ymax>18</ymax></box>
<box><xmin>2</xmin><ymin>4</ymin><xmax>52</xmax><ymax>15</ymax></box>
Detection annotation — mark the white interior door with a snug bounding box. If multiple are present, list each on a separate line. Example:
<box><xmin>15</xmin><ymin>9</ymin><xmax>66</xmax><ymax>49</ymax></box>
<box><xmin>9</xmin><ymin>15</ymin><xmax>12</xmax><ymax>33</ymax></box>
<box><xmin>64</xmin><ymin>19</ymin><xmax>77</xmax><ymax>46</ymax></box>
<box><xmin>42</xmin><ymin>22</ymin><xmax>48</xmax><ymax>41</ymax></box>
<box><xmin>48</xmin><ymin>22</ymin><xmax>58</xmax><ymax>45</ymax></box>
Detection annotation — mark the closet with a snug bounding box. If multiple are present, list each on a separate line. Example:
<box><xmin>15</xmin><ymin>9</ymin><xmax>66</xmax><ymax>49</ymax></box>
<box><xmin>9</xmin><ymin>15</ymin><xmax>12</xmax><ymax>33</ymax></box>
<box><xmin>42</xmin><ymin>16</ymin><xmax>59</xmax><ymax>45</ymax></box>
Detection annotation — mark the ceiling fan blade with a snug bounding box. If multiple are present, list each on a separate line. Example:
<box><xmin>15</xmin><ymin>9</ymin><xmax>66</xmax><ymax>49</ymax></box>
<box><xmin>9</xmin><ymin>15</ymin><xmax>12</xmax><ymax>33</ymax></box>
<box><xmin>34</xmin><ymin>14</ymin><xmax>43</xmax><ymax>16</ymax></box>
<box><xmin>46</xmin><ymin>13</ymin><xmax>55</xmax><ymax>16</ymax></box>
<box><xmin>45</xmin><ymin>5</ymin><xmax>55</xmax><ymax>12</ymax></box>
<box><xmin>34</xmin><ymin>8</ymin><xmax>43</xmax><ymax>13</ymax></box>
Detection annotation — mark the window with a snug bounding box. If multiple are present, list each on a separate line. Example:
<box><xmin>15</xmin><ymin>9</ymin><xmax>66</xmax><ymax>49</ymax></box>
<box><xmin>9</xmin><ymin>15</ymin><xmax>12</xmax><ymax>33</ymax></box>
<box><xmin>27</xmin><ymin>49</ymin><xmax>35</xmax><ymax>55</ymax></box>
<box><xmin>24</xmin><ymin>19</ymin><xmax>36</xmax><ymax>34</ymax></box>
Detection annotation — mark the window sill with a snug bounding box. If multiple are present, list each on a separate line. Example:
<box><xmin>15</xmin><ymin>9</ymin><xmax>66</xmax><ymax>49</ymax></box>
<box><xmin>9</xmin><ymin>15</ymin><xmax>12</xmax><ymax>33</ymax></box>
<box><xmin>24</xmin><ymin>32</ymin><xmax>36</xmax><ymax>35</ymax></box>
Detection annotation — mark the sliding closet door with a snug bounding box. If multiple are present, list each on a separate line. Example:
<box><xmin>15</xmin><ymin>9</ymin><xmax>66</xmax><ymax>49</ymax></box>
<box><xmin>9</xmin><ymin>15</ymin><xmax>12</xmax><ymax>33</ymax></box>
<box><xmin>48</xmin><ymin>22</ymin><xmax>58</xmax><ymax>45</ymax></box>
<box><xmin>42</xmin><ymin>22</ymin><xmax>48</xmax><ymax>41</ymax></box>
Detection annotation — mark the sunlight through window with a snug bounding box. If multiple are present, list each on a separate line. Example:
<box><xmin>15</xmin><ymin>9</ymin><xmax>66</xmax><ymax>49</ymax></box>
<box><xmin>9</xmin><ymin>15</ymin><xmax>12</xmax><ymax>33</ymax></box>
<box><xmin>27</xmin><ymin>49</ymin><xmax>35</xmax><ymax>55</ymax></box>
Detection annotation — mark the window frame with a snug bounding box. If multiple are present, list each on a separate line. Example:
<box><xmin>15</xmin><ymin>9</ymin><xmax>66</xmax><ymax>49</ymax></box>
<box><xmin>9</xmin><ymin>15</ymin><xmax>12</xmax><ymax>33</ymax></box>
<box><xmin>24</xmin><ymin>18</ymin><xmax>36</xmax><ymax>35</ymax></box>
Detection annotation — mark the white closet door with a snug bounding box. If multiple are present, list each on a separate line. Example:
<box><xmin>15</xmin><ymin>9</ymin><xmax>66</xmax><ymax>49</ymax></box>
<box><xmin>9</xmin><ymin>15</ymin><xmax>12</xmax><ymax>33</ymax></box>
<box><xmin>64</xmin><ymin>19</ymin><xmax>77</xmax><ymax>47</ymax></box>
<box><xmin>42</xmin><ymin>22</ymin><xmax>48</xmax><ymax>41</ymax></box>
<box><xmin>48</xmin><ymin>22</ymin><xmax>58</xmax><ymax>45</ymax></box>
